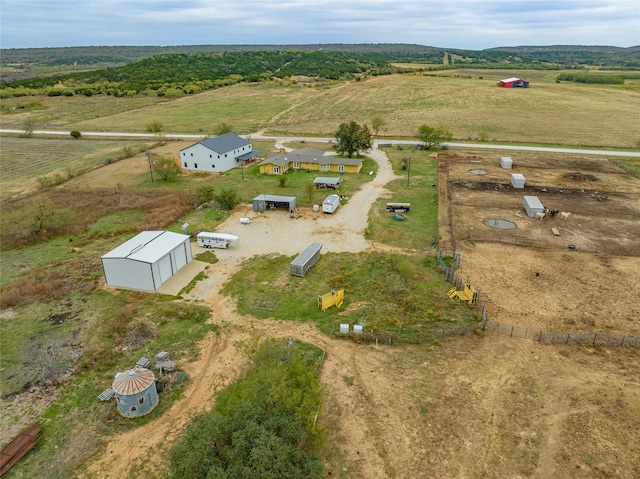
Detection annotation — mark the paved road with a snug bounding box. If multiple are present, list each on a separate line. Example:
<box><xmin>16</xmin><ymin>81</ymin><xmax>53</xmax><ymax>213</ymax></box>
<box><xmin>2</xmin><ymin>129</ymin><xmax>639</xmax><ymax>157</ymax></box>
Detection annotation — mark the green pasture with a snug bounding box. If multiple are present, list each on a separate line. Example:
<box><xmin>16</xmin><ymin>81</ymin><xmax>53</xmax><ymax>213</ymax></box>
<box><xmin>221</xmin><ymin>251</ymin><xmax>477</xmax><ymax>339</ymax></box>
<box><xmin>366</xmin><ymin>146</ymin><xmax>440</xmax><ymax>250</ymax></box>
<box><xmin>0</xmin><ymin>137</ymin><xmax>154</xmax><ymax>199</ymax></box>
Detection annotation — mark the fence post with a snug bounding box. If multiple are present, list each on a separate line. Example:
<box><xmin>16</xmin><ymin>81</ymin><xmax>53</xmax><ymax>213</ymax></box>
<box><xmin>621</xmin><ymin>335</ymin><xmax>625</xmax><ymax>346</ymax></box>
<box><xmin>593</xmin><ymin>334</ymin><xmax>597</xmax><ymax>346</ymax></box>
<box><xmin>566</xmin><ymin>333</ymin><xmax>570</xmax><ymax>344</ymax></box>
<box><xmin>510</xmin><ymin>326</ymin><xmax>514</xmax><ymax>337</ymax></box>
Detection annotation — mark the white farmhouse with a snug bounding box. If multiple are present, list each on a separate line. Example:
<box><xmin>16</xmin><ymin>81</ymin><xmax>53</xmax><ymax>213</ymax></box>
<box><xmin>180</xmin><ymin>133</ymin><xmax>258</xmax><ymax>173</ymax></box>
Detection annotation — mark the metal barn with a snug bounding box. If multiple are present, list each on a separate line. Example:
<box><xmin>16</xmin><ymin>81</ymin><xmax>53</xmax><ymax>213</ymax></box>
<box><xmin>101</xmin><ymin>230</ymin><xmax>193</xmax><ymax>292</ymax></box>
<box><xmin>523</xmin><ymin>196</ymin><xmax>545</xmax><ymax>217</ymax></box>
<box><xmin>112</xmin><ymin>367</ymin><xmax>159</xmax><ymax>418</ymax></box>
<box><xmin>252</xmin><ymin>194</ymin><xmax>297</xmax><ymax>212</ymax></box>
<box><xmin>290</xmin><ymin>242</ymin><xmax>322</xmax><ymax>277</ymax></box>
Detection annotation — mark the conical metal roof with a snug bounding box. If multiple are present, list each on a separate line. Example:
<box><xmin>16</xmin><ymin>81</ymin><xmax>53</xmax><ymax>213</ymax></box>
<box><xmin>112</xmin><ymin>367</ymin><xmax>155</xmax><ymax>395</ymax></box>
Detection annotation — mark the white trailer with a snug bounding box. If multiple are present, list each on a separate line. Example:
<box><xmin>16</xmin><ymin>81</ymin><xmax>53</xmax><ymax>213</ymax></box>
<box><xmin>322</xmin><ymin>194</ymin><xmax>340</xmax><ymax>214</ymax></box>
<box><xmin>196</xmin><ymin>232</ymin><xmax>240</xmax><ymax>249</ymax></box>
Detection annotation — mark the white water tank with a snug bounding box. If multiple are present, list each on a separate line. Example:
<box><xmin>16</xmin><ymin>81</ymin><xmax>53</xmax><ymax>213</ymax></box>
<box><xmin>312</xmin><ymin>204</ymin><xmax>319</xmax><ymax>212</ymax></box>
<box><xmin>240</xmin><ymin>217</ymin><xmax>250</xmax><ymax>225</ymax></box>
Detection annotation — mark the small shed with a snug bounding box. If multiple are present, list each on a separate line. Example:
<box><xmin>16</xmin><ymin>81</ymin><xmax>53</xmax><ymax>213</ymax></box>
<box><xmin>313</xmin><ymin>177</ymin><xmax>341</xmax><ymax>189</ymax></box>
<box><xmin>112</xmin><ymin>367</ymin><xmax>159</xmax><ymax>418</ymax></box>
<box><xmin>252</xmin><ymin>194</ymin><xmax>297</xmax><ymax>212</ymax></box>
<box><xmin>101</xmin><ymin>230</ymin><xmax>192</xmax><ymax>292</ymax></box>
<box><xmin>523</xmin><ymin>196</ymin><xmax>545</xmax><ymax>217</ymax></box>
<box><xmin>500</xmin><ymin>157</ymin><xmax>513</xmax><ymax>169</ymax></box>
<box><xmin>511</xmin><ymin>173</ymin><xmax>525</xmax><ymax>188</ymax></box>
<box><xmin>290</xmin><ymin>242</ymin><xmax>322</xmax><ymax>277</ymax></box>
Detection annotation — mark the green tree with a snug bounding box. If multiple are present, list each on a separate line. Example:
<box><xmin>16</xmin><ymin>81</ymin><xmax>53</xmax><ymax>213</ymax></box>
<box><xmin>277</xmin><ymin>176</ymin><xmax>288</xmax><ymax>188</ymax></box>
<box><xmin>151</xmin><ymin>156</ymin><xmax>181</xmax><ymax>181</ymax></box>
<box><xmin>335</xmin><ymin>121</ymin><xmax>372</xmax><ymax>158</ymax></box>
<box><xmin>146</xmin><ymin>121</ymin><xmax>164</xmax><ymax>133</ymax></box>
<box><xmin>371</xmin><ymin>116</ymin><xmax>387</xmax><ymax>136</ymax></box>
<box><xmin>212</xmin><ymin>187</ymin><xmax>239</xmax><ymax>210</ymax></box>
<box><xmin>70</xmin><ymin>130</ymin><xmax>81</xmax><ymax>139</ymax></box>
<box><xmin>22</xmin><ymin>119</ymin><xmax>36</xmax><ymax>137</ymax></box>
<box><xmin>305</xmin><ymin>181</ymin><xmax>316</xmax><ymax>204</ymax></box>
<box><xmin>213</xmin><ymin>122</ymin><xmax>233</xmax><ymax>136</ymax></box>
<box><xmin>416</xmin><ymin>123</ymin><xmax>453</xmax><ymax>150</ymax></box>
<box><xmin>196</xmin><ymin>184</ymin><xmax>216</xmax><ymax>202</ymax></box>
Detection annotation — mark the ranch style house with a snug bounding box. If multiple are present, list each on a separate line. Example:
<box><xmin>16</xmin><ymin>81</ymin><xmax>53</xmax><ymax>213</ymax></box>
<box><xmin>180</xmin><ymin>133</ymin><xmax>261</xmax><ymax>173</ymax></box>
<box><xmin>258</xmin><ymin>148</ymin><xmax>362</xmax><ymax>175</ymax></box>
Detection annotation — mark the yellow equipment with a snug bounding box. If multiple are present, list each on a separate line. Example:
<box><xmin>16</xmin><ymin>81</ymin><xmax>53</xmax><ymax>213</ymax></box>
<box><xmin>447</xmin><ymin>282</ymin><xmax>479</xmax><ymax>305</ymax></box>
<box><xmin>318</xmin><ymin>289</ymin><xmax>345</xmax><ymax>311</ymax></box>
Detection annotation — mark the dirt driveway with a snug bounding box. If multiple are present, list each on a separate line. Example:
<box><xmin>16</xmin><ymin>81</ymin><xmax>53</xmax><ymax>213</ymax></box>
<box><xmin>81</xmin><ymin>145</ymin><xmax>640</xmax><ymax>479</ymax></box>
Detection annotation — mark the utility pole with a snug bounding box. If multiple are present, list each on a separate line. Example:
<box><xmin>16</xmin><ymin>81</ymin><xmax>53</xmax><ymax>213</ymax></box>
<box><xmin>146</xmin><ymin>150</ymin><xmax>154</xmax><ymax>183</ymax></box>
<box><xmin>406</xmin><ymin>157</ymin><xmax>411</xmax><ymax>188</ymax></box>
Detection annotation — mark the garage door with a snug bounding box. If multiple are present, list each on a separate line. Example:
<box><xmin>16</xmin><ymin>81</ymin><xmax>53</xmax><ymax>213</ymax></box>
<box><xmin>158</xmin><ymin>255</ymin><xmax>173</xmax><ymax>284</ymax></box>
<box><xmin>174</xmin><ymin>244</ymin><xmax>187</xmax><ymax>271</ymax></box>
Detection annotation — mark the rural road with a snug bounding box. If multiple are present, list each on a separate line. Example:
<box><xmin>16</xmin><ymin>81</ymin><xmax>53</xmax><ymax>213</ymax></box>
<box><xmin>2</xmin><ymin>128</ymin><xmax>640</xmax><ymax>157</ymax></box>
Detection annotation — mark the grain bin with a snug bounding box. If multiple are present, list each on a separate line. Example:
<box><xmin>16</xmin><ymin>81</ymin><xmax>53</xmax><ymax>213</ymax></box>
<box><xmin>112</xmin><ymin>367</ymin><xmax>159</xmax><ymax>418</ymax></box>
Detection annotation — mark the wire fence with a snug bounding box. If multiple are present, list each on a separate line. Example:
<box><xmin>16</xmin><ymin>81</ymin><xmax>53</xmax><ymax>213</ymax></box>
<box><xmin>437</xmin><ymin>250</ymin><xmax>639</xmax><ymax>347</ymax></box>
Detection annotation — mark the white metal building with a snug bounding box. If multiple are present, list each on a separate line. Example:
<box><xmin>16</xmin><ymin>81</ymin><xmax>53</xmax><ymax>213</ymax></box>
<box><xmin>180</xmin><ymin>133</ymin><xmax>260</xmax><ymax>173</ymax></box>
<box><xmin>523</xmin><ymin>196</ymin><xmax>545</xmax><ymax>217</ymax></box>
<box><xmin>101</xmin><ymin>231</ymin><xmax>193</xmax><ymax>292</ymax></box>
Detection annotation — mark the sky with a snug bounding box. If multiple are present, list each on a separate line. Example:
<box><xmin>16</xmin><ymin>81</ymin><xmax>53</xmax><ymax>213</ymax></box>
<box><xmin>1</xmin><ymin>0</ymin><xmax>639</xmax><ymax>50</ymax></box>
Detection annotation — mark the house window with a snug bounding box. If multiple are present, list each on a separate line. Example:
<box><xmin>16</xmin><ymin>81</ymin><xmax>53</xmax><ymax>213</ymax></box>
<box><xmin>183</xmin><ymin>162</ymin><xmax>187</xmax><ymax>168</ymax></box>
<box><xmin>210</xmin><ymin>154</ymin><xmax>212</xmax><ymax>158</ymax></box>
<box><xmin>131</xmin><ymin>406</ymin><xmax>137</xmax><ymax>411</ymax></box>
<box><xmin>139</xmin><ymin>397</ymin><xmax>144</xmax><ymax>404</ymax></box>
<box><xmin>182</xmin><ymin>152</ymin><xmax>185</xmax><ymax>156</ymax></box>
<box><xmin>273</xmin><ymin>166</ymin><xmax>280</xmax><ymax>174</ymax></box>
<box><xmin>321</xmin><ymin>164</ymin><xmax>329</xmax><ymax>171</ymax></box>
<box><xmin>190</xmin><ymin>153</ymin><xmax>193</xmax><ymax>156</ymax></box>
<box><xmin>294</xmin><ymin>162</ymin><xmax>300</xmax><ymax>169</ymax></box>
<box><xmin>338</xmin><ymin>165</ymin><xmax>345</xmax><ymax>173</ymax></box>
<box><xmin>211</xmin><ymin>165</ymin><xmax>215</xmax><ymax>169</ymax></box>
<box><xmin>225</xmin><ymin>154</ymin><xmax>228</xmax><ymax>157</ymax></box>
<box><xmin>194</xmin><ymin>163</ymin><xmax>198</xmax><ymax>168</ymax></box>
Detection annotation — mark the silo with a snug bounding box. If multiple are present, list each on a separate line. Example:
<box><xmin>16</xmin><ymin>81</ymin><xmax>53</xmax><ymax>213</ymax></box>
<box><xmin>112</xmin><ymin>367</ymin><xmax>159</xmax><ymax>418</ymax></box>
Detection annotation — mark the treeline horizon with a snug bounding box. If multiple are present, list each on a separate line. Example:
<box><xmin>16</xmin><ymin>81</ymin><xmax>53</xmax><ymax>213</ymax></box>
<box><xmin>1</xmin><ymin>44</ymin><xmax>639</xmax><ymax>98</ymax></box>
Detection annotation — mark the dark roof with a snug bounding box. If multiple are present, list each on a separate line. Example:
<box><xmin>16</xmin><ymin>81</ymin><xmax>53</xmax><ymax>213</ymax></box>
<box><xmin>237</xmin><ymin>150</ymin><xmax>263</xmax><ymax>161</ymax></box>
<box><xmin>260</xmin><ymin>149</ymin><xmax>361</xmax><ymax>167</ymax></box>
<box><xmin>198</xmin><ymin>133</ymin><xmax>249</xmax><ymax>153</ymax></box>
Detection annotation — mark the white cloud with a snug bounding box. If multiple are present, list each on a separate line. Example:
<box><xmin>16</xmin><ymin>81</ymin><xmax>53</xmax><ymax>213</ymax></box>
<box><xmin>0</xmin><ymin>0</ymin><xmax>638</xmax><ymax>49</ymax></box>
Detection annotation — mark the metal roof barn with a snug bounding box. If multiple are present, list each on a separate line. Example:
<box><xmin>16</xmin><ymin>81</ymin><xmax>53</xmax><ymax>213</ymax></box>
<box><xmin>101</xmin><ymin>230</ymin><xmax>192</xmax><ymax>292</ymax></box>
<box><xmin>290</xmin><ymin>242</ymin><xmax>322</xmax><ymax>277</ymax></box>
<box><xmin>112</xmin><ymin>367</ymin><xmax>159</xmax><ymax>418</ymax></box>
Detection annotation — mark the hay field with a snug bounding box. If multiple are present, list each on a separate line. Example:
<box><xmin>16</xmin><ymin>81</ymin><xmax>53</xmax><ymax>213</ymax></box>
<box><xmin>265</xmin><ymin>73</ymin><xmax>640</xmax><ymax>148</ymax></box>
<box><xmin>2</xmin><ymin>71</ymin><xmax>638</xmax><ymax>148</ymax></box>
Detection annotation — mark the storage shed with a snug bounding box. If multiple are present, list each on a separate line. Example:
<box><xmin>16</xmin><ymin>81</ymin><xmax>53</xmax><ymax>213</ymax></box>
<box><xmin>523</xmin><ymin>196</ymin><xmax>545</xmax><ymax>217</ymax></box>
<box><xmin>511</xmin><ymin>173</ymin><xmax>526</xmax><ymax>188</ymax></box>
<box><xmin>252</xmin><ymin>194</ymin><xmax>296</xmax><ymax>212</ymax></box>
<box><xmin>101</xmin><ymin>230</ymin><xmax>192</xmax><ymax>292</ymax></box>
<box><xmin>500</xmin><ymin>157</ymin><xmax>513</xmax><ymax>169</ymax></box>
<box><xmin>112</xmin><ymin>367</ymin><xmax>159</xmax><ymax>418</ymax></box>
<box><xmin>290</xmin><ymin>242</ymin><xmax>322</xmax><ymax>277</ymax></box>
<box><xmin>313</xmin><ymin>177</ymin><xmax>341</xmax><ymax>189</ymax></box>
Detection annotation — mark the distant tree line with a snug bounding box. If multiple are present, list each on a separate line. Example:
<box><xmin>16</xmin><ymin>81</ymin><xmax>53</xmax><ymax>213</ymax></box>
<box><xmin>556</xmin><ymin>73</ymin><xmax>626</xmax><ymax>84</ymax></box>
<box><xmin>1</xmin><ymin>46</ymin><xmax>638</xmax><ymax>98</ymax></box>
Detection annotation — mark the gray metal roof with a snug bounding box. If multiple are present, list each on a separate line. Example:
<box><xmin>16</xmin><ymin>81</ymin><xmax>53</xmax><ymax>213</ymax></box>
<box><xmin>197</xmin><ymin>133</ymin><xmax>249</xmax><ymax>154</ymax></box>
<box><xmin>253</xmin><ymin>194</ymin><xmax>297</xmax><ymax>202</ymax></box>
<box><xmin>101</xmin><ymin>230</ymin><xmax>190</xmax><ymax>263</ymax></box>
<box><xmin>260</xmin><ymin>149</ymin><xmax>361</xmax><ymax>167</ymax></box>
<box><xmin>314</xmin><ymin>177</ymin><xmax>341</xmax><ymax>185</ymax></box>
<box><xmin>237</xmin><ymin>150</ymin><xmax>262</xmax><ymax>161</ymax></box>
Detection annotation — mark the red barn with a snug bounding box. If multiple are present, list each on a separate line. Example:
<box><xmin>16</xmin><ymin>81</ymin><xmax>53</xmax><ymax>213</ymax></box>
<box><xmin>500</xmin><ymin>77</ymin><xmax>530</xmax><ymax>88</ymax></box>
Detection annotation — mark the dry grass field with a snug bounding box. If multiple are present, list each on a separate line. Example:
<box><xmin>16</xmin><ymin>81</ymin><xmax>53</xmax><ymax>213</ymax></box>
<box><xmin>2</xmin><ymin>71</ymin><xmax>640</xmax><ymax>148</ymax></box>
